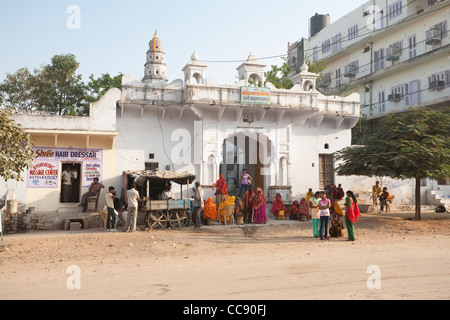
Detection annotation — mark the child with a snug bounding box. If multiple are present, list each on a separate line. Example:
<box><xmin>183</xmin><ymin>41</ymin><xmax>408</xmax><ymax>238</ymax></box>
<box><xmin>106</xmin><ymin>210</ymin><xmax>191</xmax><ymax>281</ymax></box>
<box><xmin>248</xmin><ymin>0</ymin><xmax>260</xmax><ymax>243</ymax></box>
<box><xmin>329</xmin><ymin>214</ymin><xmax>344</xmax><ymax>238</ymax></box>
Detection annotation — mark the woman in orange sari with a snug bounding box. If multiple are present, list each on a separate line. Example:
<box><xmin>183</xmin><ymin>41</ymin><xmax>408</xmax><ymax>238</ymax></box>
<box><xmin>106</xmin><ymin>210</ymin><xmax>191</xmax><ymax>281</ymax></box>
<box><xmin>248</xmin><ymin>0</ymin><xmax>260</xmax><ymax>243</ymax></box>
<box><xmin>345</xmin><ymin>190</ymin><xmax>361</xmax><ymax>241</ymax></box>
<box><xmin>253</xmin><ymin>187</ymin><xmax>267</xmax><ymax>224</ymax></box>
<box><xmin>202</xmin><ymin>197</ymin><xmax>217</xmax><ymax>222</ymax></box>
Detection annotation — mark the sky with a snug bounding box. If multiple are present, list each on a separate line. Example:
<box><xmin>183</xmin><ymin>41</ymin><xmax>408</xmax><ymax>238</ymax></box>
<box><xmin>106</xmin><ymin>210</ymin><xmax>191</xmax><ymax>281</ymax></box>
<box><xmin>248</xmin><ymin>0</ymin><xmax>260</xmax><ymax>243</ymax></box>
<box><xmin>0</xmin><ymin>0</ymin><xmax>367</xmax><ymax>85</ymax></box>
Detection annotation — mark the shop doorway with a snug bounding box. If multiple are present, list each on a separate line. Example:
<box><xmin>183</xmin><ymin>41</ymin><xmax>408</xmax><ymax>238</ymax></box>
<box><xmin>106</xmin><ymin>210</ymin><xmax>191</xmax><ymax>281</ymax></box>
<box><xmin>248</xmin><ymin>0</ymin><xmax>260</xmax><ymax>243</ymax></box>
<box><xmin>60</xmin><ymin>162</ymin><xmax>82</xmax><ymax>203</ymax></box>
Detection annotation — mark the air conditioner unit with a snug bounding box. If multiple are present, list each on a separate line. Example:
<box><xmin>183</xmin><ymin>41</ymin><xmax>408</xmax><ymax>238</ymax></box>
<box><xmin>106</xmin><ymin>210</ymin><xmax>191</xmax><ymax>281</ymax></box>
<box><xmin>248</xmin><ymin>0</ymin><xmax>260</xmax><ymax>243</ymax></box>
<box><xmin>386</xmin><ymin>45</ymin><xmax>401</xmax><ymax>61</ymax></box>
<box><xmin>344</xmin><ymin>65</ymin><xmax>357</xmax><ymax>78</ymax></box>
<box><xmin>426</xmin><ymin>29</ymin><xmax>442</xmax><ymax>45</ymax></box>
<box><xmin>388</xmin><ymin>93</ymin><xmax>402</xmax><ymax>102</ymax></box>
<box><xmin>429</xmin><ymin>80</ymin><xmax>445</xmax><ymax>91</ymax></box>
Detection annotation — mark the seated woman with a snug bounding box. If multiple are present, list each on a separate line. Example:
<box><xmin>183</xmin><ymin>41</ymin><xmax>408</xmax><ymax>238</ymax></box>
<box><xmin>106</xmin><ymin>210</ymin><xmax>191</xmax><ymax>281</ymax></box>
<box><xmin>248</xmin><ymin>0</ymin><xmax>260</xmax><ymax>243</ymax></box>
<box><xmin>329</xmin><ymin>214</ymin><xmax>344</xmax><ymax>238</ymax></box>
<box><xmin>202</xmin><ymin>197</ymin><xmax>217</xmax><ymax>223</ymax></box>
<box><xmin>272</xmin><ymin>193</ymin><xmax>287</xmax><ymax>219</ymax></box>
<box><xmin>218</xmin><ymin>195</ymin><xmax>236</xmax><ymax>223</ymax></box>
<box><xmin>290</xmin><ymin>200</ymin><xmax>299</xmax><ymax>220</ymax></box>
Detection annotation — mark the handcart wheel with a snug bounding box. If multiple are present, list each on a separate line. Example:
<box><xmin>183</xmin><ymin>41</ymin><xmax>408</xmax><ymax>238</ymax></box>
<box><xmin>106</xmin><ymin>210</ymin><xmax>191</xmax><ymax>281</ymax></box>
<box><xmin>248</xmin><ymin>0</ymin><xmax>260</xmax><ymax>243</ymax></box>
<box><xmin>168</xmin><ymin>210</ymin><xmax>188</xmax><ymax>229</ymax></box>
<box><xmin>147</xmin><ymin>211</ymin><xmax>168</xmax><ymax>230</ymax></box>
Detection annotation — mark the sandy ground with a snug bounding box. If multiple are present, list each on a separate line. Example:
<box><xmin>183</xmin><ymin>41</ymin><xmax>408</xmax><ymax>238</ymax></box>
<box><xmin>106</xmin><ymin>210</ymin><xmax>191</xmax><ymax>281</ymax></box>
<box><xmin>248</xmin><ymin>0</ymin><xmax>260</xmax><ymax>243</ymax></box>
<box><xmin>0</xmin><ymin>209</ymin><xmax>449</xmax><ymax>301</ymax></box>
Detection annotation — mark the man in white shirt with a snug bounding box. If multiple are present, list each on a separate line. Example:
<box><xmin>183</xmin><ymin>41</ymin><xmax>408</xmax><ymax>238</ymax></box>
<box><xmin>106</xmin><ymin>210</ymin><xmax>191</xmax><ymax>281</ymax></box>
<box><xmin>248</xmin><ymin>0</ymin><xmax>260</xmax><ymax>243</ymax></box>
<box><xmin>105</xmin><ymin>186</ymin><xmax>118</xmax><ymax>232</ymax></box>
<box><xmin>123</xmin><ymin>184</ymin><xmax>140</xmax><ymax>232</ymax></box>
<box><xmin>61</xmin><ymin>165</ymin><xmax>75</xmax><ymax>203</ymax></box>
<box><xmin>161</xmin><ymin>184</ymin><xmax>173</xmax><ymax>200</ymax></box>
<box><xmin>193</xmin><ymin>181</ymin><xmax>204</xmax><ymax>228</ymax></box>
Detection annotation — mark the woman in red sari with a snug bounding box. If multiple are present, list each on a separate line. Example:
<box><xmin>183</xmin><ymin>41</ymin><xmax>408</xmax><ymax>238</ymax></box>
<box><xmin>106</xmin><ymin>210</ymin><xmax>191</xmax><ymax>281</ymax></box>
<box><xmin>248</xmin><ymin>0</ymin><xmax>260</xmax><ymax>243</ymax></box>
<box><xmin>297</xmin><ymin>198</ymin><xmax>310</xmax><ymax>220</ymax></box>
<box><xmin>344</xmin><ymin>190</ymin><xmax>361</xmax><ymax>241</ymax></box>
<box><xmin>271</xmin><ymin>193</ymin><xmax>287</xmax><ymax>219</ymax></box>
<box><xmin>214</xmin><ymin>174</ymin><xmax>228</xmax><ymax>221</ymax></box>
<box><xmin>253</xmin><ymin>187</ymin><xmax>267</xmax><ymax>224</ymax></box>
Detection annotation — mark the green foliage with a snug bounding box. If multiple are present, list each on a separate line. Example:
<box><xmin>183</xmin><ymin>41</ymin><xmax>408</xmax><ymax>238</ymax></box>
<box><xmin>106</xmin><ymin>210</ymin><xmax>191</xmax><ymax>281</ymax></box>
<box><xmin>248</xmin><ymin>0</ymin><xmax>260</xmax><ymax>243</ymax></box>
<box><xmin>264</xmin><ymin>58</ymin><xmax>294</xmax><ymax>90</ymax></box>
<box><xmin>0</xmin><ymin>108</ymin><xmax>35</xmax><ymax>182</ymax></box>
<box><xmin>86</xmin><ymin>73</ymin><xmax>123</xmax><ymax>103</ymax></box>
<box><xmin>0</xmin><ymin>54</ymin><xmax>123</xmax><ymax>116</ymax></box>
<box><xmin>336</xmin><ymin>108</ymin><xmax>450</xmax><ymax>180</ymax></box>
<box><xmin>0</xmin><ymin>68</ymin><xmax>39</xmax><ymax>112</ymax></box>
<box><xmin>34</xmin><ymin>54</ymin><xmax>88</xmax><ymax>116</ymax></box>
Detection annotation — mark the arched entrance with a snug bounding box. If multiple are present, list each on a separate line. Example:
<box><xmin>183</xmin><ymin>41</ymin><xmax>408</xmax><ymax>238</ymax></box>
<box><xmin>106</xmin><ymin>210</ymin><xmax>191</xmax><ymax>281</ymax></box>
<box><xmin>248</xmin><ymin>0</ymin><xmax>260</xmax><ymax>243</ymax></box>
<box><xmin>220</xmin><ymin>131</ymin><xmax>275</xmax><ymax>197</ymax></box>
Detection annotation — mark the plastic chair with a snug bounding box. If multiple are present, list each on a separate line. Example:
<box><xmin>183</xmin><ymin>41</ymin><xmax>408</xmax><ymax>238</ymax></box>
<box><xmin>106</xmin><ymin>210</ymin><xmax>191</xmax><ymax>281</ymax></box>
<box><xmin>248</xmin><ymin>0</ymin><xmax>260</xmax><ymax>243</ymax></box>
<box><xmin>223</xmin><ymin>206</ymin><xmax>235</xmax><ymax>225</ymax></box>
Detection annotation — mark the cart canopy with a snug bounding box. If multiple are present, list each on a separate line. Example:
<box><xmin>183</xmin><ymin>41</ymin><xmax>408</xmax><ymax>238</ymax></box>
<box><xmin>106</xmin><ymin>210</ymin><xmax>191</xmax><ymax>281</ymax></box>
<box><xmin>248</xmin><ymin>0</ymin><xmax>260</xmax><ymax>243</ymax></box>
<box><xmin>123</xmin><ymin>169</ymin><xmax>197</xmax><ymax>187</ymax></box>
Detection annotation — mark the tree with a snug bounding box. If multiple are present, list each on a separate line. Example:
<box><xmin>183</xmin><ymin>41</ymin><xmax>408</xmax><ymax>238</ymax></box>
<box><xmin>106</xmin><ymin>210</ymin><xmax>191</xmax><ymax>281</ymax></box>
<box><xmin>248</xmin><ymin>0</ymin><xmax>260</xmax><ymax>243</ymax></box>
<box><xmin>0</xmin><ymin>68</ymin><xmax>39</xmax><ymax>112</ymax></box>
<box><xmin>0</xmin><ymin>108</ymin><xmax>35</xmax><ymax>182</ymax></box>
<box><xmin>34</xmin><ymin>54</ymin><xmax>88</xmax><ymax>116</ymax></box>
<box><xmin>264</xmin><ymin>57</ymin><xmax>294</xmax><ymax>89</ymax></box>
<box><xmin>335</xmin><ymin>107</ymin><xmax>450</xmax><ymax>221</ymax></box>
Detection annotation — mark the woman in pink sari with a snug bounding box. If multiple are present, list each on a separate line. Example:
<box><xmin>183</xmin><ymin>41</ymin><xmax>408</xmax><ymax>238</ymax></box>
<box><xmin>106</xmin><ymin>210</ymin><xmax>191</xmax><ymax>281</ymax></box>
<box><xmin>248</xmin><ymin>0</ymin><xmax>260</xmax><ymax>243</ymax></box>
<box><xmin>345</xmin><ymin>190</ymin><xmax>361</xmax><ymax>241</ymax></box>
<box><xmin>253</xmin><ymin>187</ymin><xmax>267</xmax><ymax>224</ymax></box>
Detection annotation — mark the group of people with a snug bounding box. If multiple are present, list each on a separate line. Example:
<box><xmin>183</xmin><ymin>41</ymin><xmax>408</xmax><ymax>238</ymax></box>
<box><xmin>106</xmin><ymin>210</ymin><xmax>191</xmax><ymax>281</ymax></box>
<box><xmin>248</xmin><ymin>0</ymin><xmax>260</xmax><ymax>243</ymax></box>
<box><xmin>191</xmin><ymin>171</ymin><xmax>269</xmax><ymax>229</ymax></box>
<box><xmin>371</xmin><ymin>181</ymin><xmax>395</xmax><ymax>212</ymax></box>
<box><xmin>306</xmin><ymin>189</ymin><xmax>361</xmax><ymax>241</ymax></box>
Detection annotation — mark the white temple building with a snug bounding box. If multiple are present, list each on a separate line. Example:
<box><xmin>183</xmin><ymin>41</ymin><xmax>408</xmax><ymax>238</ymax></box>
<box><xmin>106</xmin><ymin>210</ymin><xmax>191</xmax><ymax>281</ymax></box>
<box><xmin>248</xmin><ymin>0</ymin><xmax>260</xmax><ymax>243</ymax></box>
<box><xmin>114</xmin><ymin>35</ymin><xmax>361</xmax><ymax>202</ymax></box>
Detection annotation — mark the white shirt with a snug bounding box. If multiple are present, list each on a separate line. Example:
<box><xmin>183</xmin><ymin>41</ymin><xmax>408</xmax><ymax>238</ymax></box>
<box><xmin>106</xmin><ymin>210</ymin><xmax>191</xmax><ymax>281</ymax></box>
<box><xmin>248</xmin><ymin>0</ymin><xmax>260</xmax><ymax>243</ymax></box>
<box><xmin>162</xmin><ymin>190</ymin><xmax>173</xmax><ymax>200</ymax></box>
<box><xmin>194</xmin><ymin>186</ymin><xmax>204</xmax><ymax>208</ymax></box>
<box><xmin>61</xmin><ymin>170</ymin><xmax>74</xmax><ymax>185</ymax></box>
<box><xmin>127</xmin><ymin>188</ymin><xmax>140</xmax><ymax>208</ymax></box>
<box><xmin>105</xmin><ymin>192</ymin><xmax>115</xmax><ymax>208</ymax></box>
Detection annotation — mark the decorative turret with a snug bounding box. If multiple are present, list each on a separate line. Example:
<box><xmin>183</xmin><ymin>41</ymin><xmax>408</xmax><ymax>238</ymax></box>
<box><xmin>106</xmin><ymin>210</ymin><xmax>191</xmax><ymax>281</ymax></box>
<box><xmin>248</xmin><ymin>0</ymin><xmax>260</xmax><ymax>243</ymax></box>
<box><xmin>182</xmin><ymin>51</ymin><xmax>208</xmax><ymax>85</ymax></box>
<box><xmin>236</xmin><ymin>53</ymin><xmax>266</xmax><ymax>86</ymax></box>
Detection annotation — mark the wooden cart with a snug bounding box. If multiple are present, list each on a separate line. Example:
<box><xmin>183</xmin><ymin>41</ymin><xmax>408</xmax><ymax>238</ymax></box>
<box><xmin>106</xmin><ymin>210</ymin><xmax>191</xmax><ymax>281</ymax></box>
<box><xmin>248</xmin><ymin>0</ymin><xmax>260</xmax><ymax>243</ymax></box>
<box><xmin>122</xmin><ymin>170</ymin><xmax>196</xmax><ymax>230</ymax></box>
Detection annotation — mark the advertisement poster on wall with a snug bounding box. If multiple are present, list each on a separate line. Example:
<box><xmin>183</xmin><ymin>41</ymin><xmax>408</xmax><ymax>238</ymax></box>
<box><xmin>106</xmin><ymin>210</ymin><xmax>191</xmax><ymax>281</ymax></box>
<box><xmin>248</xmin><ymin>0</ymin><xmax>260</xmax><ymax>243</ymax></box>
<box><xmin>28</xmin><ymin>147</ymin><xmax>103</xmax><ymax>188</ymax></box>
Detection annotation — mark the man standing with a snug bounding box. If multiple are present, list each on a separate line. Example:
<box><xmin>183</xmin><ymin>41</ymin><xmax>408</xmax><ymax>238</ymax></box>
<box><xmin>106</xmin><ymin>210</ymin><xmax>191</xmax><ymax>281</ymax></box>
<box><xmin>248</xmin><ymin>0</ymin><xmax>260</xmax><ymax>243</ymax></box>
<box><xmin>61</xmin><ymin>165</ymin><xmax>75</xmax><ymax>203</ymax></box>
<box><xmin>124</xmin><ymin>183</ymin><xmax>140</xmax><ymax>232</ymax></box>
<box><xmin>79</xmin><ymin>177</ymin><xmax>105</xmax><ymax>211</ymax></box>
<box><xmin>193</xmin><ymin>181</ymin><xmax>204</xmax><ymax>228</ymax></box>
<box><xmin>105</xmin><ymin>186</ymin><xmax>118</xmax><ymax>232</ymax></box>
<box><xmin>372</xmin><ymin>181</ymin><xmax>382</xmax><ymax>205</ymax></box>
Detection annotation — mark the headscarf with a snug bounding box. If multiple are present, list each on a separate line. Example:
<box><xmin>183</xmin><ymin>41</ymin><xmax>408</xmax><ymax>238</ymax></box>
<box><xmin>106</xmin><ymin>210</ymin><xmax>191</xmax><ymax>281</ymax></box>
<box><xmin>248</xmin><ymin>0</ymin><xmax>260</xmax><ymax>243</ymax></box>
<box><xmin>215</xmin><ymin>174</ymin><xmax>228</xmax><ymax>195</ymax></box>
<box><xmin>252</xmin><ymin>187</ymin><xmax>266</xmax><ymax>210</ymax></box>
<box><xmin>219</xmin><ymin>195</ymin><xmax>235</xmax><ymax>216</ymax></box>
<box><xmin>203</xmin><ymin>197</ymin><xmax>217</xmax><ymax>220</ymax></box>
<box><xmin>298</xmin><ymin>198</ymin><xmax>309</xmax><ymax>215</ymax></box>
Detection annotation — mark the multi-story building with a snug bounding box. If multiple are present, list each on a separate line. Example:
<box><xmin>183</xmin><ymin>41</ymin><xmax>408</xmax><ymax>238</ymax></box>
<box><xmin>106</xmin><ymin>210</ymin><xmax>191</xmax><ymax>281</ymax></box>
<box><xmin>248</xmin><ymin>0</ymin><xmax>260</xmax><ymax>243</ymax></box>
<box><xmin>288</xmin><ymin>0</ymin><xmax>450</xmax><ymax>207</ymax></box>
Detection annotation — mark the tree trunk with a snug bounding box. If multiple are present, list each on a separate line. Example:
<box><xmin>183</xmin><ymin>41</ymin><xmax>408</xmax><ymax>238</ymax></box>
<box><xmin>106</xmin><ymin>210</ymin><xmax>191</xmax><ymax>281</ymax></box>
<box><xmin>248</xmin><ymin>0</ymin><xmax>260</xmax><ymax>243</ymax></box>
<box><xmin>415</xmin><ymin>177</ymin><xmax>421</xmax><ymax>221</ymax></box>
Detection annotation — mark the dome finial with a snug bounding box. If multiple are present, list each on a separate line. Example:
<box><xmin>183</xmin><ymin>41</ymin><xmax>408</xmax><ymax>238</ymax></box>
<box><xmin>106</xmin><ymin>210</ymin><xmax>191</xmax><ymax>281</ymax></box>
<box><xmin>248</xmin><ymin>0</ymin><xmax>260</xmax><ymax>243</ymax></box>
<box><xmin>300</xmin><ymin>62</ymin><xmax>309</xmax><ymax>73</ymax></box>
<box><xmin>191</xmin><ymin>51</ymin><xmax>199</xmax><ymax>61</ymax></box>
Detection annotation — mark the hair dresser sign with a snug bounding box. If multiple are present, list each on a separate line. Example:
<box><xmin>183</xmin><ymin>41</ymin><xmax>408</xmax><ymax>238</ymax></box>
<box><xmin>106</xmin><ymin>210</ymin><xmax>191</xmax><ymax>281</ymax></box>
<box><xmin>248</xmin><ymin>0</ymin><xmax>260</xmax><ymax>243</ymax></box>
<box><xmin>28</xmin><ymin>147</ymin><xmax>103</xmax><ymax>188</ymax></box>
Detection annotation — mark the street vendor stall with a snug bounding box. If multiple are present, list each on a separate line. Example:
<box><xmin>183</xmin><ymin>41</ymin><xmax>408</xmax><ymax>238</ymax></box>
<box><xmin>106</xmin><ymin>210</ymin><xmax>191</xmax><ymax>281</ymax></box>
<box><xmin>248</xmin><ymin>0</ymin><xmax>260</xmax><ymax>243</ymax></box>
<box><xmin>122</xmin><ymin>170</ymin><xmax>196</xmax><ymax>230</ymax></box>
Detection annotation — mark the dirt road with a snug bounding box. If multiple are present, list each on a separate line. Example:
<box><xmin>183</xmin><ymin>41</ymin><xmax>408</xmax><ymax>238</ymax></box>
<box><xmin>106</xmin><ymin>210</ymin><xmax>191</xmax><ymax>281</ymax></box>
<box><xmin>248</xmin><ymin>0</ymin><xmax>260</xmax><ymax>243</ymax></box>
<box><xmin>1</xmin><ymin>211</ymin><xmax>449</xmax><ymax>300</ymax></box>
